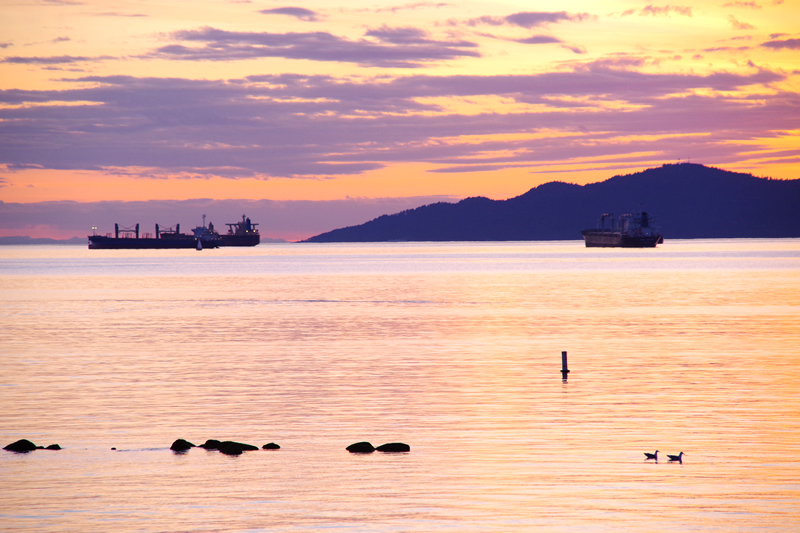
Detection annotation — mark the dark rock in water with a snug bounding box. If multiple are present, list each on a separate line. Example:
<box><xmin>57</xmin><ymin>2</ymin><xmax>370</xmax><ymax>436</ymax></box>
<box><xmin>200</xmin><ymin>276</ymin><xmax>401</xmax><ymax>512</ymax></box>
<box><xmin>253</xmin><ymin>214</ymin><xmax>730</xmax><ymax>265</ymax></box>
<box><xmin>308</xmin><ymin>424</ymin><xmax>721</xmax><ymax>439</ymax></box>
<box><xmin>376</xmin><ymin>442</ymin><xmax>410</xmax><ymax>453</ymax></box>
<box><xmin>45</xmin><ymin>444</ymin><xmax>62</xmax><ymax>450</ymax></box>
<box><xmin>170</xmin><ymin>439</ymin><xmax>196</xmax><ymax>452</ymax></box>
<box><xmin>218</xmin><ymin>441</ymin><xmax>258</xmax><ymax>456</ymax></box>
<box><xmin>262</xmin><ymin>442</ymin><xmax>281</xmax><ymax>450</ymax></box>
<box><xmin>346</xmin><ymin>441</ymin><xmax>375</xmax><ymax>453</ymax></box>
<box><xmin>4</xmin><ymin>439</ymin><xmax>38</xmax><ymax>453</ymax></box>
<box><xmin>198</xmin><ymin>439</ymin><xmax>222</xmax><ymax>450</ymax></box>
<box><xmin>219</xmin><ymin>442</ymin><xmax>243</xmax><ymax>456</ymax></box>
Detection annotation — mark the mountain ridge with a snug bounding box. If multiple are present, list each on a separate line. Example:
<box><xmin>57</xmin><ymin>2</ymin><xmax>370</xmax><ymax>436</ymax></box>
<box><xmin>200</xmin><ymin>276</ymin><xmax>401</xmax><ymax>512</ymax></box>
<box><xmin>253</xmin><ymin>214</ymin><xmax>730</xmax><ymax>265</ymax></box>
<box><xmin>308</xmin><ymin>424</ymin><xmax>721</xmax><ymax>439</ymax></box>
<box><xmin>303</xmin><ymin>163</ymin><xmax>800</xmax><ymax>242</ymax></box>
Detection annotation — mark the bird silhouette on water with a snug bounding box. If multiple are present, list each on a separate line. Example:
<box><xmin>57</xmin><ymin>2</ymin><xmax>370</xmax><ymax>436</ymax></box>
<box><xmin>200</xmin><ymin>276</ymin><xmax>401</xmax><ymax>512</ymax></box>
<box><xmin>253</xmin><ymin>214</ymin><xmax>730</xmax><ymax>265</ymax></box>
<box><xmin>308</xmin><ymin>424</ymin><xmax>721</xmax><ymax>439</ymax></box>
<box><xmin>644</xmin><ymin>450</ymin><xmax>658</xmax><ymax>460</ymax></box>
<box><xmin>667</xmin><ymin>452</ymin><xmax>685</xmax><ymax>463</ymax></box>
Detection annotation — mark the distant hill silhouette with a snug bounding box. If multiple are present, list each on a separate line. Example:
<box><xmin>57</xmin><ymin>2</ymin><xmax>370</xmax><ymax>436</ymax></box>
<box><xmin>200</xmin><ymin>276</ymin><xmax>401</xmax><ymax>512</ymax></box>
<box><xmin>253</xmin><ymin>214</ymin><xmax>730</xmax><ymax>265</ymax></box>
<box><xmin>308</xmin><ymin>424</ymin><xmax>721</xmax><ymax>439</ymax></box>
<box><xmin>303</xmin><ymin>164</ymin><xmax>800</xmax><ymax>242</ymax></box>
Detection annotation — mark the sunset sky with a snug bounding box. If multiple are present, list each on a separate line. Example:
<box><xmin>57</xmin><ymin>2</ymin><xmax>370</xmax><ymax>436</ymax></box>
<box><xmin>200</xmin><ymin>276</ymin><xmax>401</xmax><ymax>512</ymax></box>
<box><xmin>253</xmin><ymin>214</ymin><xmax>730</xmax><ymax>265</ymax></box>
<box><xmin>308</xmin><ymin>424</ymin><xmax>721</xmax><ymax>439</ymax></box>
<box><xmin>1</xmin><ymin>0</ymin><xmax>798</xmax><ymax>240</ymax></box>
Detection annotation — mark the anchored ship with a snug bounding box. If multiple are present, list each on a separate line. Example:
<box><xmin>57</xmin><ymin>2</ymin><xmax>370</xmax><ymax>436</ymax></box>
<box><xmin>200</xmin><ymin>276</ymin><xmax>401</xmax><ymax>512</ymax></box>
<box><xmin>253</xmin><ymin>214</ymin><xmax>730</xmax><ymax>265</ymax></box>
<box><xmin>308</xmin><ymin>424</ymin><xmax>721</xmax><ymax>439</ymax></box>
<box><xmin>219</xmin><ymin>215</ymin><xmax>260</xmax><ymax>247</ymax></box>
<box><xmin>88</xmin><ymin>215</ymin><xmax>260</xmax><ymax>249</ymax></box>
<box><xmin>87</xmin><ymin>216</ymin><xmax>222</xmax><ymax>250</ymax></box>
<box><xmin>581</xmin><ymin>211</ymin><xmax>663</xmax><ymax>248</ymax></box>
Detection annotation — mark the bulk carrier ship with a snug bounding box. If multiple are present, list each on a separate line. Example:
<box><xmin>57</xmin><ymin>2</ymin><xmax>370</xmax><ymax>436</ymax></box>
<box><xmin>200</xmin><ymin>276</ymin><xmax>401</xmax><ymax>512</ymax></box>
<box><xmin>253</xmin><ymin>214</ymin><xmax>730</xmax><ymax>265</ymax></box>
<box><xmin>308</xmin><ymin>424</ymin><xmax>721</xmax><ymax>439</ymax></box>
<box><xmin>581</xmin><ymin>211</ymin><xmax>663</xmax><ymax>248</ymax></box>
<box><xmin>88</xmin><ymin>215</ymin><xmax>260</xmax><ymax>250</ymax></box>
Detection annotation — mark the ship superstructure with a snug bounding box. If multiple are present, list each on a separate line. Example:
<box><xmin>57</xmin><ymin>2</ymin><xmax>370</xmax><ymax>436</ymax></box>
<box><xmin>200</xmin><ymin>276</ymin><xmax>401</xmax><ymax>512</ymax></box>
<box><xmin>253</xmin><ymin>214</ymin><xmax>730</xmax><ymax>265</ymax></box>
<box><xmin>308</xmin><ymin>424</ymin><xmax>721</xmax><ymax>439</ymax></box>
<box><xmin>220</xmin><ymin>215</ymin><xmax>260</xmax><ymax>247</ymax></box>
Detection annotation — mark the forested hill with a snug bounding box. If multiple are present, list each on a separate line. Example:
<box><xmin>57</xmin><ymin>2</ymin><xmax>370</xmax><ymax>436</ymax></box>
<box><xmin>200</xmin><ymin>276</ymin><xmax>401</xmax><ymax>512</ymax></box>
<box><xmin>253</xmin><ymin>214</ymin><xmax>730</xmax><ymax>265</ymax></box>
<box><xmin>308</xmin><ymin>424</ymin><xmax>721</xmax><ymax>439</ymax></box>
<box><xmin>303</xmin><ymin>163</ymin><xmax>800</xmax><ymax>242</ymax></box>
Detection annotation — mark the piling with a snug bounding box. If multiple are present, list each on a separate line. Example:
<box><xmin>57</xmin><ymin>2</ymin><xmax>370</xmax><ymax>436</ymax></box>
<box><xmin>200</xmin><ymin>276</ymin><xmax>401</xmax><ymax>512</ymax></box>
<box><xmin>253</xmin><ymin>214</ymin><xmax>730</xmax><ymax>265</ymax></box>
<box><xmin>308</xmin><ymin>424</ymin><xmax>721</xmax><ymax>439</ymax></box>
<box><xmin>561</xmin><ymin>351</ymin><xmax>570</xmax><ymax>380</ymax></box>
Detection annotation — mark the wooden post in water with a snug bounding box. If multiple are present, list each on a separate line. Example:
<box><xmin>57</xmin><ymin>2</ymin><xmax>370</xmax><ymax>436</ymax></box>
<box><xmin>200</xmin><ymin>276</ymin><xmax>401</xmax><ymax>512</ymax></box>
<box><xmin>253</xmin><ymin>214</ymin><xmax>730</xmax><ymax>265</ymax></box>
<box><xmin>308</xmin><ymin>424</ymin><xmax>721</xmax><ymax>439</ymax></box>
<box><xmin>561</xmin><ymin>351</ymin><xmax>570</xmax><ymax>380</ymax></box>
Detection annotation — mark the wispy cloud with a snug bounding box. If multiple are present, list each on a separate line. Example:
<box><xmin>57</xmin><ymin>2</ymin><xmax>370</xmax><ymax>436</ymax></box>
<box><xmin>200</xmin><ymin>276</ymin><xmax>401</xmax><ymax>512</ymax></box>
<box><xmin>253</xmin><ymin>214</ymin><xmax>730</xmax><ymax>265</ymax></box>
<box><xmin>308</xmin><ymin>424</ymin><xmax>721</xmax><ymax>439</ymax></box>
<box><xmin>366</xmin><ymin>25</ymin><xmax>445</xmax><ymax>45</ymax></box>
<box><xmin>620</xmin><ymin>5</ymin><xmax>693</xmax><ymax>17</ymax></box>
<box><xmin>258</xmin><ymin>7</ymin><xmax>320</xmax><ymax>22</ymax></box>
<box><xmin>150</xmin><ymin>26</ymin><xmax>480</xmax><ymax>68</ymax></box>
<box><xmin>728</xmin><ymin>15</ymin><xmax>756</xmax><ymax>29</ymax></box>
<box><xmin>642</xmin><ymin>5</ymin><xmax>693</xmax><ymax>16</ymax></box>
<box><xmin>514</xmin><ymin>35</ymin><xmax>562</xmax><ymax>45</ymax></box>
<box><xmin>702</xmin><ymin>46</ymin><xmax>751</xmax><ymax>52</ymax></box>
<box><xmin>466</xmin><ymin>11</ymin><xmax>594</xmax><ymax>28</ymax></box>
<box><xmin>761</xmin><ymin>37</ymin><xmax>800</xmax><ymax>49</ymax></box>
<box><xmin>374</xmin><ymin>2</ymin><xmax>451</xmax><ymax>13</ymax></box>
<box><xmin>722</xmin><ymin>1</ymin><xmax>762</xmax><ymax>8</ymax></box>
<box><xmin>93</xmin><ymin>12</ymin><xmax>148</xmax><ymax>17</ymax></box>
<box><xmin>1</xmin><ymin>55</ymin><xmax>111</xmax><ymax>64</ymax></box>
<box><xmin>505</xmin><ymin>34</ymin><xmax>586</xmax><ymax>53</ymax></box>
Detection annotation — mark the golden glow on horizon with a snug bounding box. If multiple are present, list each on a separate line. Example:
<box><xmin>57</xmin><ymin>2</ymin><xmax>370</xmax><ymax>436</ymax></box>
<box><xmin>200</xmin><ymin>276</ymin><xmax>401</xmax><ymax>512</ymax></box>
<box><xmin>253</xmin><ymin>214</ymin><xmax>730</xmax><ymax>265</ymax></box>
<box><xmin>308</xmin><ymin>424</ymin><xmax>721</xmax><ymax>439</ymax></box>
<box><xmin>1</xmin><ymin>162</ymin><xmax>559</xmax><ymax>204</ymax></box>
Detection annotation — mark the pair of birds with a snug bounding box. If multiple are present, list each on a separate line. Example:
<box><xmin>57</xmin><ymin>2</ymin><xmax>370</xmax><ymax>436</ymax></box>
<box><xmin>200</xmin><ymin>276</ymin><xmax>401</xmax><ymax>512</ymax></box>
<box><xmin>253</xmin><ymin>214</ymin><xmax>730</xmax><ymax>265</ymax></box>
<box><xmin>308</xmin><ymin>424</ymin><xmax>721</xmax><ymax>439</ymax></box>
<box><xmin>644</xmin><ymin>450</ymin><xmax>684</xmax><ymax>462</ymax></box>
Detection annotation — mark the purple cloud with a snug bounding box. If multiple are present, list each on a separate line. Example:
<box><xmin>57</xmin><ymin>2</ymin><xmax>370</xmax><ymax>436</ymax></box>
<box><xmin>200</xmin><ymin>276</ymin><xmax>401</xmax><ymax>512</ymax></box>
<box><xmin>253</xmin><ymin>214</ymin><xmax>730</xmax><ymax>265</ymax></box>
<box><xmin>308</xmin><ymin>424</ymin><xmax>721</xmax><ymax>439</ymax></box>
<box><xmin>761</xmin><ymin>38</ymin><xmax>800</xmax><ymax>49</ymax></box>
<box><xmin>702</xmin><ymin>46</ymin><xmax>750</xmax><ymax>52</ymax></box>
<box><xmin>722</xmin><ymin>1</ymin><xmax>762</xmax><ymax>8</ymax></box>
<box><xmin>0</xmin><ymin>64</ymin><xmax>791</xmax><ymax>184</ymax></box>
<box><xmin>515</xmin><ymin>35</ymin><xmax>562</xmax><ymax>45</ymax></box>
<box><xmin>152</xmin><ymin>26</ymin><xmax>479</xmax><ymax>68</ymax></box>
<box><xmin>561</xmin><ymin>44</ymin><xmax>587</xmax><ymax>54</ymax></box>
<box><xmin>363</xmin><ymin>25</ymin><xmax>472</xmax><ymax>47</ymax></box>
<box><xmin>258</xmin><ymin>7</ymin><xmax>320</xmax><ymax>22</ymax></box>
<box><xmin>506</xmin><ymin>11</ymin><xmax>592</xmax><ymax>28</ymax></box>
<box><xmin>1</xmin><ymin>55</ymin><xmax>108</xmax><ymax>64</ymax></box>
<box><xmin>467</xmin><ymin>11</ymin><xmax>593</xmax><ymax>28</ymax></box>
<box><xmin>630</xmin><ymin>5</ymin><xmax>693</xmax><ymax>17</ymax></box>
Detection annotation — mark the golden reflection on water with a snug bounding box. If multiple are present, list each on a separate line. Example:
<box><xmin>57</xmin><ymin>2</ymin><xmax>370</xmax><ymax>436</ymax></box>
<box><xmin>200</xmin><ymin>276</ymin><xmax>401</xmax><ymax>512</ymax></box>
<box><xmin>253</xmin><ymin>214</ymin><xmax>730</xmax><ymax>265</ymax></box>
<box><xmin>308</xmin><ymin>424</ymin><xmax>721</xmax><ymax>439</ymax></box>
<box><xmin>1</xmin><ymin>239</ymin><xmax>799</xmax><ymax>531</ymax></box>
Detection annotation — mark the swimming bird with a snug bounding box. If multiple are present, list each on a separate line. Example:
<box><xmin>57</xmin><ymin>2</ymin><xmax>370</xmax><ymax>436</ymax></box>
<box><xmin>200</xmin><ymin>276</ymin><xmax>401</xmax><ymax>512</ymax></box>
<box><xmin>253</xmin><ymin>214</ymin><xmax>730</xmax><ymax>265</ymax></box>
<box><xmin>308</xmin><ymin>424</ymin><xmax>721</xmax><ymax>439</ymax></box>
<box><xmin>667</xmin><ymin>452</ymin><xmax>685</xmax><ymax>462</ymax></box>
<box><xmin>644</xmin><ymin>450</ymin><xmax>658</xmax><ymax>460</ymax></box>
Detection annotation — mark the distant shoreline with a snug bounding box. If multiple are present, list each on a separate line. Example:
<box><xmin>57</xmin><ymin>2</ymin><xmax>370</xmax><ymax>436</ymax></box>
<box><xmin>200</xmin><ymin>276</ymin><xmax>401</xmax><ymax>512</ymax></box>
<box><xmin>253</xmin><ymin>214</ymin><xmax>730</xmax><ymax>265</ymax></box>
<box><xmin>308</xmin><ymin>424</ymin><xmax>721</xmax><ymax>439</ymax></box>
<box><xmin>4</xmin><ymin>236</ymin><xmax>800</xmax><ymax>246</ymax></box>
<box><xmin>0</xmin><ymin>236</ymin><xmax>85</xmax><ymax>245</ymax></box>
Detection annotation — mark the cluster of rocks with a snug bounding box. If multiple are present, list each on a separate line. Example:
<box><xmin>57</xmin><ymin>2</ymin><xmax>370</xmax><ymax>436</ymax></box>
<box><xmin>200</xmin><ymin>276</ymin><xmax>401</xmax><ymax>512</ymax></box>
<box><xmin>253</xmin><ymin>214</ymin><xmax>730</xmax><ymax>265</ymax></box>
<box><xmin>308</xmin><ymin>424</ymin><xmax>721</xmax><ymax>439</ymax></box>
<box><xmin>6</xmin><ymin>438</ymin><xmax>410</xmax><ymax>455</ymax></box>
<box><xmin>3</xmin><ymin>439</ymin><xmax>61</xmax><ymax>453</ymax></box>
<box><xmin>346</xmin><ymin>442</ymin><xmax>410</xmax><ymax>453</ymax></box>
<box><xmin>170</xmin><ymin>438</ymin><xmax>280</xmax><ymax>456</ymax></box>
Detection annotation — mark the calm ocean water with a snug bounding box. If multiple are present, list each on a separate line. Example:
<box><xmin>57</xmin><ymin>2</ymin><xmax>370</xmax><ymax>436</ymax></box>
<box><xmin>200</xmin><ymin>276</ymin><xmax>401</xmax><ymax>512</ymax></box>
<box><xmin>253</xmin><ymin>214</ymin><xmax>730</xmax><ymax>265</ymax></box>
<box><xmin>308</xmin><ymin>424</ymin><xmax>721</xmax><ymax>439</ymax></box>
<box><xmin>1</xmin><ymin>239</ymin><xmax>799</xmax><ymax>532</ymax></box>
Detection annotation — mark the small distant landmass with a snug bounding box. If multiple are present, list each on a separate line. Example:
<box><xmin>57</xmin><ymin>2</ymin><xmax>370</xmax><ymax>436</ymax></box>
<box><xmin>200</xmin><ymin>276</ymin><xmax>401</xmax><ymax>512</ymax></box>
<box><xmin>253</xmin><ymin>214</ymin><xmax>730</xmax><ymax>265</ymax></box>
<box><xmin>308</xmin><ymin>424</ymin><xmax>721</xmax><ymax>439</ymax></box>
<box><xmin>0</xmin><ymin>236</ymin><xmax>86</xmax><ymax>245</ymax></box>
<box><xmin>303</xmin><ymin>163</ymin><xmax>800</xmax><ymax>242</ymax></box>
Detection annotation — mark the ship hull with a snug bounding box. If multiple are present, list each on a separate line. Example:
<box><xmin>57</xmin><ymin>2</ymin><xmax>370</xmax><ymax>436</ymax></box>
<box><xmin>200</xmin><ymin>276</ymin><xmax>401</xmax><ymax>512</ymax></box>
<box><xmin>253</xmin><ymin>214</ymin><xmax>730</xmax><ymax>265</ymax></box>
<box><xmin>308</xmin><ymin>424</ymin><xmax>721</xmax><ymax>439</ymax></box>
<box><xmin>88</xmin><ymin>235</ymin><xmax>219</xmax><ymax>249</ymax></box>
<box><xmin>581</xmin><ymin>231</ymin><xmax>661</xmax><ymax>248</ymax></box>
<box><xmin>219</xmin><ymin>234</ymin><xmax>260</xmax><ymax>247</ymax></box>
